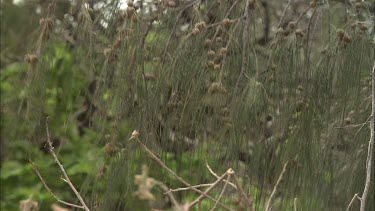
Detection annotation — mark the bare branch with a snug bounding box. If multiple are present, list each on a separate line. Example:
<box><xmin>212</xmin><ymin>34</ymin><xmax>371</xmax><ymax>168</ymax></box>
<box><xmin>211</xmin><ymin>174</ymin><xmax>231</xmax><ymax>211</ymax></box>
<box><xmin>346</xmin><ymin>193</ymin><xmax>359</xmax><ymax>211</ymax></box>
<box><xmin>205</xmin><ymin>157</ymin><xmax>237</xmax><ymax>189</ymax></box>
<box><xmin>135</xmin><ymin>139</ymin><xmax>232</xmax><ymax>210</ymax></box>
<box><xmin>359</xmin><ymin>62</ymin><xmax>375</xmax><ymax>211</ymax></box>
<box><xmin>352</xmin><ymin>116</ymin><xmax>373</xmax><ymax>138</ymax></box>
<box><xmin>232</xmin><ymin>171</ymin><xmax>254</xmax><ymax>211</ymax></box>
<box><xmin>44</xmin><ymin>117</ymin><xmax>91</xmax><ymax>211</ymax></box>
<box><xmin>154</xmin><ymin>181</ymin><xmax>181</xmax><ymax>210</ymax></box>
<box><xmin>334</xmin><ymin>116</ymin><xmax>370</xmax><ymax>129</ymax></box>
<box><xmin>166</xmin><ymin>184</ymin><xmax>213</xmax><ymax>193</ymax></box>
<box><xmin>265</xmin><ymin>161</ymin><xmax>289</xmax><ymax>211</ymax></box>
<box><xmin>30</xmin><ymin>160</ymin><xmax>85</xmax><ymax>210</ymax></box>
<box><xmin>188</xmin><ymin>171</ymin><xmax>230</xmax><ymax>209</ymax></box>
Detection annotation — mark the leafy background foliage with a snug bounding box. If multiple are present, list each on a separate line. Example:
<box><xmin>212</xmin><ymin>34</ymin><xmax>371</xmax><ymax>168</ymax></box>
<box><xmin>1</xmin><ymin>0</ymin><xmax>374</xmax><ymax>210</ymax></box>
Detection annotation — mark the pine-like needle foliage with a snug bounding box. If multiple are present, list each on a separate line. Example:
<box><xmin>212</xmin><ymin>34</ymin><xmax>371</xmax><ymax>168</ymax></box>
<box><xmin>2</xmin><ymin>0</ymin><xmax>374</xmax><ymax>210</ymax></box>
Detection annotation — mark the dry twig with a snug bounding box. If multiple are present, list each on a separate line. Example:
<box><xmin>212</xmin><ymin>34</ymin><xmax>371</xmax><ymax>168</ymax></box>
<box><xmin>232</xmin><ymin>172</ymin><xmax>254</xmax><ymax>211</ymax></box>
<box><xmin>154</xmin><ymin>181</ymin><xmax>182</xmax><ymax>210</ymax></box>
<box><xmin>30</xmin><ymin>160</ymin><xmax>85</xmax><ymax>210</ymax></box>
<box><xmin>31</xmin><ymin>117</ymin><xmax>90</xmax><ymax>211</ymax></box>
<box><xmin>359</xmin><ymin>62</ymin><xmax>375</xmax><ymax>211</ymax></box>
<box><xmin>211</xmin><ymin>174</ymin><xmax>231</xmax><ymax>211</ymax></box>
<box><xmin>347</xmin><ymin>63</ymin><xmax>375</xmax><ymax>211</ymax></box>
<box><xmin>188</xmin><ymin>171</ymin><xmax>230</xmax><ymax>209</ymax></box>
<box><xmin>265</xmin><ymin>161</ymin><xmax>289</xmax><ymax>211</ymax></box>
<box><xmin>135</xmin><ymin>139</ymin><xmax>232</xmax><ymax>210</ymax></box>
<box><xmin>133</xmin><ymin>133</ymin><xmax>257</xmax><ymax>210</ymax></box>
<box><xmin>205</xmin><ymin>158</ymin><xmax>254</xmax><ymax>210</ymax></box>
<box><xmin>346</xmin><ymin>193</ymin><xmax>359</xmax><ymax>211</ymax></box>
<box><xmin>166</xmin><ymin>183</ymin><xmax>213</xmax><ymax>193</ymax></box>
<box><xmin>205</xmin><ymin>157</ymin><xmax>237</xmax><ymax>189</ymax></box>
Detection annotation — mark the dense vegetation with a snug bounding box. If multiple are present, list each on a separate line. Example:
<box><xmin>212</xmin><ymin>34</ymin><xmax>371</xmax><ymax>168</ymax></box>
<box><xmin>1</xmin><ymin>0</ymin><xmax>374</xmax><ymax>210</ymax></box>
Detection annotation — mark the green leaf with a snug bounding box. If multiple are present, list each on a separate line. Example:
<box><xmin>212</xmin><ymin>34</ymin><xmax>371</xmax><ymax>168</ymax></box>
<box><xmin>0</xmin><ymin>161</ymin><xmax>24</xmax><ymax>179</ymax></box>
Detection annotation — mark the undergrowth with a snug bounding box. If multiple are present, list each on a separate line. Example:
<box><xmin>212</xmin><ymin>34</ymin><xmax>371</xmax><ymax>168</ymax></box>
<box><xmin>1</xmin><ymin>0</ymin><xmax>374</xmax><ymax>210</ymax></box>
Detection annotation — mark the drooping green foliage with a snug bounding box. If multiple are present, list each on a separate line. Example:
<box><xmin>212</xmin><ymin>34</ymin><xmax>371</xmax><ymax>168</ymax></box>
<box><xmin>1</xmin><ymin>0</ymin><xmax>374</xmax><ymax>210</ymax></box>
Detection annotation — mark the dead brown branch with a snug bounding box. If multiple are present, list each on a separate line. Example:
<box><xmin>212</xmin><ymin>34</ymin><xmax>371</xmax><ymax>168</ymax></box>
<box><xmin>205</xmin><ymin>158</ymin><xmax>254</xmax><ymax>210</ymax></box>
<box><xmin>166</xmin><ymin>184</ymin><xmax>213</xmax><ymax>193</ymax></box>
<box><xmin>135</xmin><ymin>139</ymin><xmax>233</xmax><ymax>210</ymax></box>
<box><xmin>153</xmin><ymin>181</ymin><xmax>182</xmax><ymax>210</ymax></box>
<box><xmin>205</xmin><ymin>157</ymin><xmax>237</xmax><ymax>189</ymax></box>
<box><xmin>346</xmin><ymin>193</ymin><xmax>359</xmax><ymax>211</ymax></box>
<box><xmin>346</xmin><ymin>63</ymin><xmax>375</xmax><ymax>211</ymax></box>
<box><xmin>265</xmin><ymin>161</ymin><xmax>289</xmax><ymax>211</ymax></box>
<box><xmin>211</xmin><ymin>173</ymin><xmax>231</xmax><ymax>211</ymax></box>
<box><xmin>359</xmin><ymin>62</ymin><xmax>375</xmax><ymax>211</ymax></box>
<box><xmin>232</xmin><ymin>172</ymin><xmax>254</xmax><ymax>211</ymax></box>
<box><xmin>30</xmin><ymin>117</ymin><xmax>90</xmax><ymax>211</ymax></box>
<box><xmin>188</xmin><ymin>170</ymin><xmax>230</xmax><ymax>209</ymax></box>
<box><xmin>30</xmin><ymin>160</ymin><xmax>85</xmax><ymax>210</ymax></box>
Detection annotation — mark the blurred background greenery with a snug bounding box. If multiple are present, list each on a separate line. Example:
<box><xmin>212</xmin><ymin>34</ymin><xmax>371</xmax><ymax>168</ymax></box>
<box><xmin>1</xmin><ymin>0</ymin><xmax>374</xmax><ymax>210</ymax></box>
